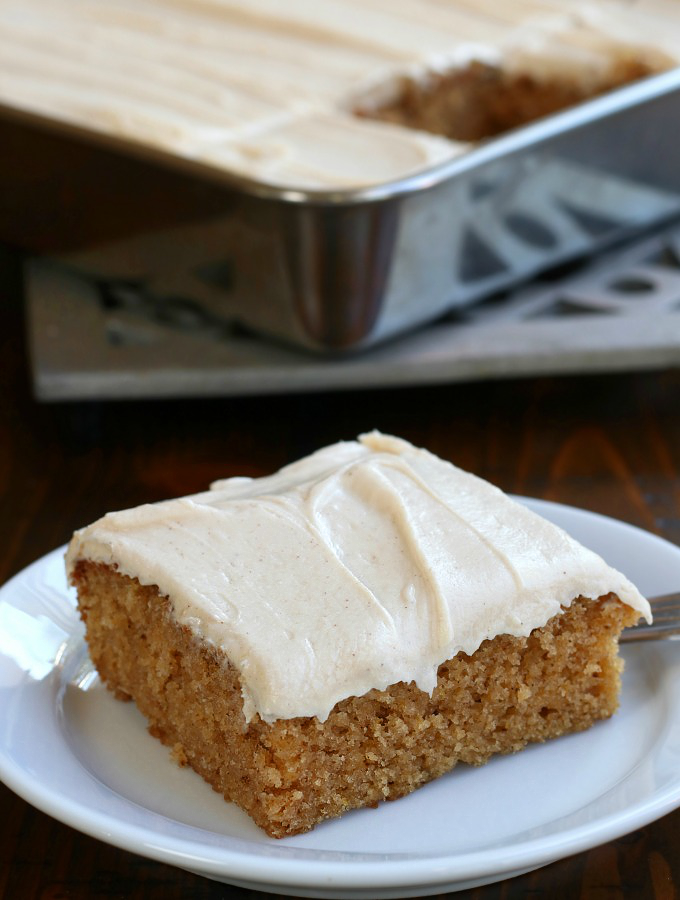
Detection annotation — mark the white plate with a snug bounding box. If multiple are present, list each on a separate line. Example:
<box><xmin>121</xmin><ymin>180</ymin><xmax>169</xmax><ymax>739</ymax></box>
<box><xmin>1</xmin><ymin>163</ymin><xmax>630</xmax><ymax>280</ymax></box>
<box><xmin>1</xmin><ymin>498</ymin><xmax>680</xmax><ymax>899</ymax></box>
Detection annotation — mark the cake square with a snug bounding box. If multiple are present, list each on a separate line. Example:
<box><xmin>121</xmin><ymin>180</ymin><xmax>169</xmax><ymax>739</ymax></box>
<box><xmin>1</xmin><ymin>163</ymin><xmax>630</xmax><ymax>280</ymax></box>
<box><xmin>67</xmin><ymin>433</ymin><xmax>648</xmax><ymax>836</ymax></box>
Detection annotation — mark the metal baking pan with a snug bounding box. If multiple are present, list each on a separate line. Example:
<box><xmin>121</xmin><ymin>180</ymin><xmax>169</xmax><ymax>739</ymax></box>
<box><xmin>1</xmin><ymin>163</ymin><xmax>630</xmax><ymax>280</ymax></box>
<box><xmin>3</xmin><ymin>68</ymin><xmax>680</xmax><ymax>352</ymax></box>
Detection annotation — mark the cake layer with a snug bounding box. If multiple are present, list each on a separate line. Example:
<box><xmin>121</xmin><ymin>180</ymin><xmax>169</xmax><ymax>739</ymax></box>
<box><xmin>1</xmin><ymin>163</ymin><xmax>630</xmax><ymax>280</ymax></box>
<box><xmin>360</xmin><ymin>57</ymin><xmax>658</xmax><ymax>142</ymax></box>
<box><xmin>66</xmin><ymin>432</ymin><xmax>650</xmax><ymax>723</ymax></box>
<box><xmin>1</xmin><ymin>0</ymin><xmax>678</xmax><ymax>188</ymax></box>
<box><xmin>71</xmin><ymin>560</ymin><xmax>641</xmax><ymax>837</ymax></box>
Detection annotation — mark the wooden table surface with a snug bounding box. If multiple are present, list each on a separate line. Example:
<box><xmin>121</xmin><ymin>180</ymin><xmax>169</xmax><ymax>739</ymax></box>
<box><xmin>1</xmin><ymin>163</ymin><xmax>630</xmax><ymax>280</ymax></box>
<box><xmin>1</xmin><ymin>245</ymin><xmax>679</xmax><ymax>899</ymax></box>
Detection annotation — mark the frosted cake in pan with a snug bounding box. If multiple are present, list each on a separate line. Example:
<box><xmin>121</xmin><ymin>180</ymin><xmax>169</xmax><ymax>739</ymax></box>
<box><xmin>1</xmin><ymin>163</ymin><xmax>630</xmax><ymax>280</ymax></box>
<box><xmin>0</xmin><ymin>0</ymin><xmax>678</xmax><ymax>189</ymax></box>
<box><xmin>67</xmin><ymin>433</ymin><xmax>649</xmax><ymax>836</ymax></box>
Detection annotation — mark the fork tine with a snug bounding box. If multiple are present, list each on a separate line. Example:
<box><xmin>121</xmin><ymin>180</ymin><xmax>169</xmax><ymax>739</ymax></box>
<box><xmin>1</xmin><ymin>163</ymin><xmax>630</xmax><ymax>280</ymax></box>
<box><xmin>646</xmin><ymin>592</ymin><xmax>680</xmax><ymax>622</ymax></box>
<box><xmin>620</xmin><ymin>622</ymin><xmax>680</xmax><ymax>641</ymax></box>
<box><xmin>621</xmin><ymin>591</ymin><xmax>680</xmax><ymax>642</ymax></box>
<box><xmin>648</xmin><ymin>591</ymin><xmax>680</xmax><ymax>610</ymax></box>
<box><xmin>647</xmin><ymin>611</ymin><xmax>680</xmax><ymax>623</ymax></box>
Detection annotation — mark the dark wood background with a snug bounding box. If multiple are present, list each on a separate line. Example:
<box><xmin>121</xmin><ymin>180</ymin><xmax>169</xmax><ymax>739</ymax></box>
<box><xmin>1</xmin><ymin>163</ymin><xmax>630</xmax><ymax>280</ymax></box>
<box><xmin>1</xmin><ymin>243</ymin><xmax>679</xmax><ymax>899</ymax></box>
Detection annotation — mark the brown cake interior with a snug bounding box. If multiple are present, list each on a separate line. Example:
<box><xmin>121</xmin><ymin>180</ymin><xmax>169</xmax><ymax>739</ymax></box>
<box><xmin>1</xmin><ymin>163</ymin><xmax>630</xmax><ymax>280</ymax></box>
<box><xmin>72</xmin><ymin>559</ymin><xmax>640</xmax><ymax>838</ymax></box>
<box><xmin>356</xmin><ymin>59</ymin><xmax>662</xmax><ymax>142</ymax></box>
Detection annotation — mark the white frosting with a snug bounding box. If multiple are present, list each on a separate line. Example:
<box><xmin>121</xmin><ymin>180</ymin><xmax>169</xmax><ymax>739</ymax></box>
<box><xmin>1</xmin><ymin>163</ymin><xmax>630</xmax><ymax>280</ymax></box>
<box><xmin>0</xmin><ymin>0</ymin><xmax>677</xmax><ymax>188</ymax></box>
<box><xmin>66</xmin><ymin>432</ymin><xmax>650</xmax><ymax>723</ymax></box>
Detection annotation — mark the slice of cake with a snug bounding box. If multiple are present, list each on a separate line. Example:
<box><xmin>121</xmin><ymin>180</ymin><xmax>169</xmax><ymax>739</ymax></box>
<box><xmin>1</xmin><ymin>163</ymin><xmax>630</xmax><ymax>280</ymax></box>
<box><xmin>66</xmin><ymin>432</ymin><xmax>650</xmax><ymax>837</ymax></box>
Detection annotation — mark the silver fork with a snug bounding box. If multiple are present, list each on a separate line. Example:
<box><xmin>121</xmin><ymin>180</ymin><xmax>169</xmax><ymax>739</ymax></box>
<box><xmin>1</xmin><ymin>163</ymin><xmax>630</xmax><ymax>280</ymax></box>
<box><xmin>620</xmin><ymin>592</ymin><xmax>680</xmax><ymax>642</ymax></box>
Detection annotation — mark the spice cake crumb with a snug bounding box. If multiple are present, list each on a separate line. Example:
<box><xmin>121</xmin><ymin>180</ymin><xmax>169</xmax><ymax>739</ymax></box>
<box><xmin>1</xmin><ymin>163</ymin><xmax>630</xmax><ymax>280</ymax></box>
<box><xmin>73</xmin><ymin>561</ymin><xmax>639</xmax><ymax>837</ymax></box>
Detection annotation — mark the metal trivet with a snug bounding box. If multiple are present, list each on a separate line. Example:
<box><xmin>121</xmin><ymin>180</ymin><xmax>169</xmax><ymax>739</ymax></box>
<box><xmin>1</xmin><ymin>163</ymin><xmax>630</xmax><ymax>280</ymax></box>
<box><xmin>26</xmin><ymin>220</ymin><xmax>680</xmax><ymax>400</ymax></box>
